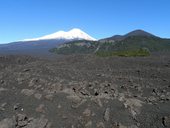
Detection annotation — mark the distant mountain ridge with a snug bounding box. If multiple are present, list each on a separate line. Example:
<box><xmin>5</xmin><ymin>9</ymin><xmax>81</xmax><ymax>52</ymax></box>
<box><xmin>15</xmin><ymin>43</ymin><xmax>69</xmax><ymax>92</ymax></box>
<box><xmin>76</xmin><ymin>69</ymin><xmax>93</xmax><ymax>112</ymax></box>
<box><xmin>100</xmin><ymin>29</ymin><xmax>157</xmax><ymax>42</ymax></box>
<box><xmin>0</xmin><ymin>29</ymin><xmax>170</xmax><ymax>56</ymax></box>
<box><xmin>0</xmin><ymin>28</ymin><xmax>96</xmax><ymax>55</ymax></box>
<box><xmin>51</xmin><ymin>29</ymin><xmax>170</xmax><ymax>56</ymax></box>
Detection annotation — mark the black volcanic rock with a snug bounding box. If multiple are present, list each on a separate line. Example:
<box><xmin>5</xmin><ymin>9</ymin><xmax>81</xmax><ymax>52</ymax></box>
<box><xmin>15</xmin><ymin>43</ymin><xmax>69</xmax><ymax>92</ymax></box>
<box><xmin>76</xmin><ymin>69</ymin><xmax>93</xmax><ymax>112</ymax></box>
<box><xmin>0</xmin><ymin>54</ymin><xmax>170</xmax><ymax>127</ymax></box>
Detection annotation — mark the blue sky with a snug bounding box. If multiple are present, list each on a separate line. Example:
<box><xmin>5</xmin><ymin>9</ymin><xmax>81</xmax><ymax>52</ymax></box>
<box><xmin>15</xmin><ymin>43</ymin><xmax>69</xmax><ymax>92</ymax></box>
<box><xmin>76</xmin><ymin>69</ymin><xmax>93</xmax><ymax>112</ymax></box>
<box><xmin>0</xmin><ymin>0</ymin><xmax>170</xmax><ymax>44</ymax></box>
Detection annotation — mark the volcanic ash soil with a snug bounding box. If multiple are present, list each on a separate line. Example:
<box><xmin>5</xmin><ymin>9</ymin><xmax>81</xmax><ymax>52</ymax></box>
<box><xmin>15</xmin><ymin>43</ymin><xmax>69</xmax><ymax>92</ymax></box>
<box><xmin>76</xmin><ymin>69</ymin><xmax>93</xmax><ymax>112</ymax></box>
<box><xmin>0</xmin><ymin>54</ymin><xmax>170</xmax><ymax>128</ymax></box>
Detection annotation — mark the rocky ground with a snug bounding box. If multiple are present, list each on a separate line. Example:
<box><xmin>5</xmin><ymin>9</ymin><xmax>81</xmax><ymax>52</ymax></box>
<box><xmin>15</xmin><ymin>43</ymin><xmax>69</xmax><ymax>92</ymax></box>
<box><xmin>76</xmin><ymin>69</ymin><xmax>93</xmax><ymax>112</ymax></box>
<box><xmin>0</xmin><ymin>54</ymin><xmax>170</xmax><ymax>128</ymax></box>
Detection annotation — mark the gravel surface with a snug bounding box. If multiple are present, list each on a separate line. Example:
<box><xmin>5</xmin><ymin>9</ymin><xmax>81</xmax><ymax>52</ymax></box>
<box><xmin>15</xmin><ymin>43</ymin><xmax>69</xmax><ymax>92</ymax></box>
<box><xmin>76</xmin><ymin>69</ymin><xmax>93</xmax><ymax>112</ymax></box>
<box><xmin>0</xmin><ymin>54</ymin><xmax>170</xmax><ymax>128</ymax></box>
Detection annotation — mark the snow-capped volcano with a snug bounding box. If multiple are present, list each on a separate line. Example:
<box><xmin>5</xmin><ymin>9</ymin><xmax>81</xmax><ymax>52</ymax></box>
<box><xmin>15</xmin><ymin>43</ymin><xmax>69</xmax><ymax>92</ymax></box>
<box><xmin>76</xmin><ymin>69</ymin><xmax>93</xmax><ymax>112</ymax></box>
<box><xmin>24</xmin><ymin>28</ymin><xmax>96</xmax><ymax>41</ymax></box>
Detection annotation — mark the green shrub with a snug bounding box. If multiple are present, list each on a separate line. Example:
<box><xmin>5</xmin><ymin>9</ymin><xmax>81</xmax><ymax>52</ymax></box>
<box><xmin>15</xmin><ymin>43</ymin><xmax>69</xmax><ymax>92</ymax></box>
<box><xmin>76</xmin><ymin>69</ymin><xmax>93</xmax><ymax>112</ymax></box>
<box><xmin>95</xmin><ymin>48</ymin><xmax>150</xmax><ymax>57</ymax></box>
